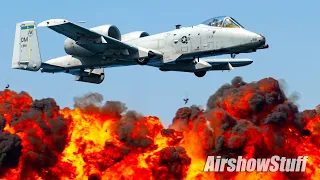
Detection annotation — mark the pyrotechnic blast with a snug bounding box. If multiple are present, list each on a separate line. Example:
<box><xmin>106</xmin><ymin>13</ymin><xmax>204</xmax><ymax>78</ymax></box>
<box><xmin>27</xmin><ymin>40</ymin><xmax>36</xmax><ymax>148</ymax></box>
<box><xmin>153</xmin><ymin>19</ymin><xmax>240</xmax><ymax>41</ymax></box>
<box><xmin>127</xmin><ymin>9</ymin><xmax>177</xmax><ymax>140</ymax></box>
<box><xmin>0</xmin><ymin>77</ymin><xmax>319</xmax><ymax>180</ymax></box>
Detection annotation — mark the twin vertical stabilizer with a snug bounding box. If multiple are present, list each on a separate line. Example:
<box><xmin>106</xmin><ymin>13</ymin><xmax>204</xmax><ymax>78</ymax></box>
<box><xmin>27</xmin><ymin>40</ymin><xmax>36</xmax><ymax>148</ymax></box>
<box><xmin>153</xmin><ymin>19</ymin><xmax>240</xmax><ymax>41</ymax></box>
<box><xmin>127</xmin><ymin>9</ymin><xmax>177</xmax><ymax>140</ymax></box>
<box><xmin>12</xmin><ymin>21</ymin><xmax>41</xmax><ymax>71</ymax></box>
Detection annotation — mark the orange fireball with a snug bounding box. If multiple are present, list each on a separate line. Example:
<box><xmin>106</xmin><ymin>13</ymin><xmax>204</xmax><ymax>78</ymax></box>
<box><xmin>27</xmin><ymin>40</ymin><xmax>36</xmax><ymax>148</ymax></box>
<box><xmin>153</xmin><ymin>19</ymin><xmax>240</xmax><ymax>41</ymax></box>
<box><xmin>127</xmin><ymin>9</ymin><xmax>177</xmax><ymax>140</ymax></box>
<box><xmin>0</xmin><ymin>76</ymin><xmax>319</xmax><ymax>180</ymax></box>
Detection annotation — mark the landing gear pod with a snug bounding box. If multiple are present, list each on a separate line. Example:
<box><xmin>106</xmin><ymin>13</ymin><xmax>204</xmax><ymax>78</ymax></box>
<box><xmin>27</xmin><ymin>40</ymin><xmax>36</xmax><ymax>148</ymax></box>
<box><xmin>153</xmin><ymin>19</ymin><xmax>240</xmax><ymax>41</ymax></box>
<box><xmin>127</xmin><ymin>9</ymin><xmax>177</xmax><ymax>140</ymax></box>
<box><xmin>135</xmin><ymin>48</ymin><xmax>162</xmax><ymax>66</ymax></box>
<box><xmin>194</xmin><ymin>71</ymin><xmax>206</xmax><ymax>77</ymax></box>
<box><xmin>136</xmin><ymin>58</ymin><xmax>149</xmax><ymax>65</ymax></box>
<box><xmin>74</xmin><ymin>68</ymin><xmax>105</xmax><ymax>84</ymax></box>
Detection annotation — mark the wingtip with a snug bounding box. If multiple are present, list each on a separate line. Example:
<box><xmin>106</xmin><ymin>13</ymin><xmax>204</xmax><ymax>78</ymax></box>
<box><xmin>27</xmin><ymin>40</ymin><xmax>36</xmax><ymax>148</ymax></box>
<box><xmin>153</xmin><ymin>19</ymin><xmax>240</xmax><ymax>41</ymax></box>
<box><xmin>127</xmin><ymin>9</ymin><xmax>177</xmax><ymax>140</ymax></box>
<box><xmin>38</xmin><ymin>19</ymin><xmax>69</xmax><ymax>27</ymax></box>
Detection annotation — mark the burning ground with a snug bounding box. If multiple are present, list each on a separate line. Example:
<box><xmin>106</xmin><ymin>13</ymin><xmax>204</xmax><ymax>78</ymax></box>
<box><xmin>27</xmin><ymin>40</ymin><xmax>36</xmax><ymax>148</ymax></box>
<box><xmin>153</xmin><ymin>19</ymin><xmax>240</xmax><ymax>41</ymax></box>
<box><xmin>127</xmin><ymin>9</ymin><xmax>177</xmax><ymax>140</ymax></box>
<box><xmin>0</xmin><ymin>76</ymin><xmax>319</xmax><ymax>180</ymax></box>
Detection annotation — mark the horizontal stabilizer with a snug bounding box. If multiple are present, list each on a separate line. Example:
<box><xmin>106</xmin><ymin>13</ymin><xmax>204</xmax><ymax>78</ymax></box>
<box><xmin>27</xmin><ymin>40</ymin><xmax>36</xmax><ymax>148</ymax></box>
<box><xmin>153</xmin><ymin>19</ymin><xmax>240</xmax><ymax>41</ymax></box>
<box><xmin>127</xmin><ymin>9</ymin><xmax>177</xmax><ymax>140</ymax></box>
<box><xmin>40</xmin><ymin>62</ymin><xmax>65</xmax><ymax>73</ymax></box>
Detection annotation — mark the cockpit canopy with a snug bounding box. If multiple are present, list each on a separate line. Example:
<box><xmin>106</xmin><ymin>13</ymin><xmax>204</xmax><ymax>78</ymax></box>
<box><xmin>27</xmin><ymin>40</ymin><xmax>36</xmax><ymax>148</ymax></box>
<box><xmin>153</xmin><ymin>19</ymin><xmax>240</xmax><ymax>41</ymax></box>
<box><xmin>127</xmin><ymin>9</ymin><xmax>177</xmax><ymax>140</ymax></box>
<box><xmin>202</xmin><ymin>16</ymin><xmax>244</xmax><ymax>28</ymax></box>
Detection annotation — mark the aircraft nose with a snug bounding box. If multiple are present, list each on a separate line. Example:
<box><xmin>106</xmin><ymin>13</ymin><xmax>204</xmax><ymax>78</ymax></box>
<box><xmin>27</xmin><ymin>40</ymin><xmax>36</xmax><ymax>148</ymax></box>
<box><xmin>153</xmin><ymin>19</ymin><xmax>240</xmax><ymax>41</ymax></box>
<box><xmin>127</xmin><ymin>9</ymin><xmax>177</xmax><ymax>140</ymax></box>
<box><xmin>258</xmin><ymin>34</ymin><xmax>266</xmax><ymax>44</ymax></box>
<box><xmin>255</xmin><ymin>34</ymin><xmax>269</xmax><ymax>49</ymax></box>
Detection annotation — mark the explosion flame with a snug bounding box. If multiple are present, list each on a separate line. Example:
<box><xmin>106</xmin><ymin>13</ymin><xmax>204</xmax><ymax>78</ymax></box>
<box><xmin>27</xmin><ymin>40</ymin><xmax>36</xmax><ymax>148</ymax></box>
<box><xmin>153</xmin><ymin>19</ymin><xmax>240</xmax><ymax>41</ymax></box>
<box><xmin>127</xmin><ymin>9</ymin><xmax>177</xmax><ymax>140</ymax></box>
<box><xmin>0</xmin><ymin>77</ymin><xmax>319</xmax><ymax>180</ymax></box>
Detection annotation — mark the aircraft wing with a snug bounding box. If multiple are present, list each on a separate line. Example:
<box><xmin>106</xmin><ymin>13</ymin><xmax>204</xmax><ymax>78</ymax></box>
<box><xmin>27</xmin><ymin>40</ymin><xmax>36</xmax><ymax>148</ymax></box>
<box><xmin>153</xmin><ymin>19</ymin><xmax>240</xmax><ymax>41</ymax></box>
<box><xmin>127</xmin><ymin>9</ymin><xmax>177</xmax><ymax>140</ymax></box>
<box><xmin>40</xmin><ymin>56</ymin><xmax>138</xmax><ymax>73</ymax></box>
<box><xmin>204</xmin><ymin>58</ymin><xmax>253</xmax><ymax>70</ymax></box>
<box><xmin>37</xmin><ymin>19</ymin><xmax>139</xmax><ymax>55</ymax></box>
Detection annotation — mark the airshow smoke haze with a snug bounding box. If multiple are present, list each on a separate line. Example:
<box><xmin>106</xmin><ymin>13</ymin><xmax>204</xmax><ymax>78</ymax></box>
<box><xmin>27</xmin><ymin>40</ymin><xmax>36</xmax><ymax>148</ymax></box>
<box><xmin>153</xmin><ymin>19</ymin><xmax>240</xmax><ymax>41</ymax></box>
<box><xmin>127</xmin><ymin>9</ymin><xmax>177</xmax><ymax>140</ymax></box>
<box><xmin>0</xmin><ymin>76</ymin><xmax>320</xmax><ymax>180</ymax></box>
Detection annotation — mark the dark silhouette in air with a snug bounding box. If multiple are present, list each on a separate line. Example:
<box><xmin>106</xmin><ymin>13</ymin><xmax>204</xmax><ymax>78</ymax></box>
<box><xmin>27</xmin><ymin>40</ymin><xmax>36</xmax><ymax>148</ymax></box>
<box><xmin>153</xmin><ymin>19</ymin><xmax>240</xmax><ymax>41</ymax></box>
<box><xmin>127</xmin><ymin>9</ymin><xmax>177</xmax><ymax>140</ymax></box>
<box><xmin>183</xmin><ymin>98</ymin><xmax>189</xmax><ymax>104</ymax></box>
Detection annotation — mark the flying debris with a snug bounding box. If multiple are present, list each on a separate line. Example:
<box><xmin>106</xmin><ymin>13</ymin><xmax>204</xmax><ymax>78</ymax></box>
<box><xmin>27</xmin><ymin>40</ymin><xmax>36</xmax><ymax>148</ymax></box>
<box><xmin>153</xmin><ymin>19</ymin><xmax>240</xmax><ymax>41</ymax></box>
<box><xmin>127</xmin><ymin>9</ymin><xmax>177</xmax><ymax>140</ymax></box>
<box><xmin>183</xmin><ymin>92</ymin><xmax>189</xmax><ymax>104</ymax></box>
<box><xmin>183</xmin><ymin>98</ymin><xmax>189</xmax><ymax>104</ymax></box>
<box><xmin>12</xmin><ymin>16</ymin><xmax>268</xmax><ymax>84</ymax></box>
<box><xmin>5</xmin><ymin>84</ymin><xmax>9</xmax><ymax>89</ymax></box>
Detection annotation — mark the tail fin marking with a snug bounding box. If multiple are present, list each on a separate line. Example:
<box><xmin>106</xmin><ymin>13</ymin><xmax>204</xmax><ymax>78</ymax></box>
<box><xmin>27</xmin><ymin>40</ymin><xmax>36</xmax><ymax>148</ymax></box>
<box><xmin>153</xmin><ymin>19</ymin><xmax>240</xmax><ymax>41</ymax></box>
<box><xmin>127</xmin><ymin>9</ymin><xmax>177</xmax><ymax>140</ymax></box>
<box><xmin>12</xmin><ymin>21</ymin><xmax>41</xmax><ymax>71</ymax></box>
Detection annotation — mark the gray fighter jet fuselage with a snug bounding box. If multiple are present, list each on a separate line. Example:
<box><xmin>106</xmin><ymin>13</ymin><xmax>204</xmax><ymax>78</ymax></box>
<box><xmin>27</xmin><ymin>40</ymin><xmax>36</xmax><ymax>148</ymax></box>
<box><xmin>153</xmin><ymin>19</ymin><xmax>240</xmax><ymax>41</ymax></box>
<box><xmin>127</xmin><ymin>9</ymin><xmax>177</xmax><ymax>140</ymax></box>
<box><xmin>12</xmin><ymin>16</ymin><xmax>268</xmax><ymax>84</ymax></box>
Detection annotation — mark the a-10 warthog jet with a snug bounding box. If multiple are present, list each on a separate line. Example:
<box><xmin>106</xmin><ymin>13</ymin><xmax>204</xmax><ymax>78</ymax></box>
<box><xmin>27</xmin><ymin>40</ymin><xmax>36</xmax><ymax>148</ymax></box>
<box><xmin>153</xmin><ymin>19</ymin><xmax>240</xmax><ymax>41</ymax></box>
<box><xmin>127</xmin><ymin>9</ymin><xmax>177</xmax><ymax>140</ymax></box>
<box><xmin>12</xmin><ymin>16</ymin><xmax>268</xmax><ymax>84</ymax></box>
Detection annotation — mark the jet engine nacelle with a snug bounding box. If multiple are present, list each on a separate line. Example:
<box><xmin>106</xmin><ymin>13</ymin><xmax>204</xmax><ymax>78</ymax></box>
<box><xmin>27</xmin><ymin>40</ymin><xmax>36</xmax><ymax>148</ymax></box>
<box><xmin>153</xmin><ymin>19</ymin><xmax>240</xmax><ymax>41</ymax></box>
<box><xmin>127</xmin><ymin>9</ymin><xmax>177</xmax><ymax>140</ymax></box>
<box><xmin>90</xmin><ymin>25</ymin><xmax>121</xmax><ymax>41</ymax></box>
<box><xmin>121</xmin><ymin>31</ymin><xmax>149</xmax><ymax>42</ymax></box>
<box><xmin>64</xmin><ymin>24</ymin><xmax>122</xmax><ymax>57</ymax></box>
<box><xmin>74</xmin><ymin>68</ymin><xmax>105</xmax><ymax>84</ymax></box>
<box><xmin>64</xmin><ymin>38</ymin><xmax>95</xmax><ymax>57</ymax></box>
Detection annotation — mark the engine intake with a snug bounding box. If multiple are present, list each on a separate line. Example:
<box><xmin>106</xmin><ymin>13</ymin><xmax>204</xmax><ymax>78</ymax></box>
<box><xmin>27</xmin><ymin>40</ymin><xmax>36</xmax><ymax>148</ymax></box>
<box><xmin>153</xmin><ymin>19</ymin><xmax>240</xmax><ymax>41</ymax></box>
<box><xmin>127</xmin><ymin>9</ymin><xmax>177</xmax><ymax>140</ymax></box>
<box><xmin>90</xmin><ymin>25</ymin><xmax>121</xmax><ymax>41</ymax></box>
<box><xmin>64</xmin><ymin>38</ymin><xmax>95</xmax><ymax>57</ymax></box>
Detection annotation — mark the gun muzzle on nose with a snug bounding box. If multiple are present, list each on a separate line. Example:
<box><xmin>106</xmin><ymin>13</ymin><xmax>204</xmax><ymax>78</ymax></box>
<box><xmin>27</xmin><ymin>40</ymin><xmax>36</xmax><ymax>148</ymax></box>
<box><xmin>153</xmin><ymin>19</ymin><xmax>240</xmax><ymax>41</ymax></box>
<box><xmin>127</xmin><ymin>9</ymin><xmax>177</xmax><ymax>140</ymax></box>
<box><xmin>259</xmin><ymin>34</ymin><xmax>266</xmax><ymax>44</ymax></box>
<box><xmin>257</xmin><ymin>34</ymin><xmax>269</xmax><ymax>49</ymax></box>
